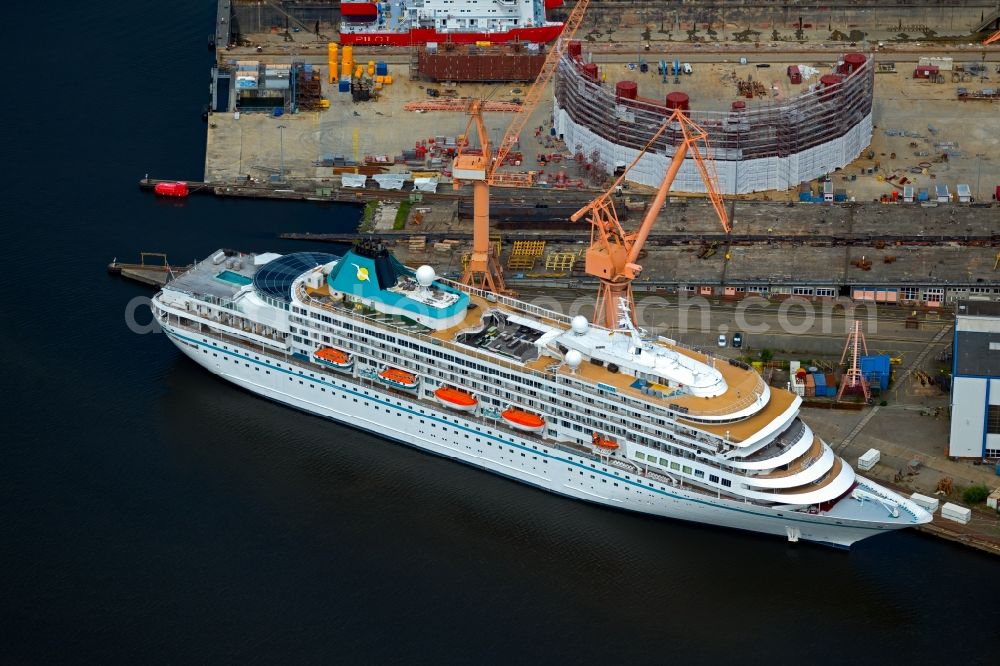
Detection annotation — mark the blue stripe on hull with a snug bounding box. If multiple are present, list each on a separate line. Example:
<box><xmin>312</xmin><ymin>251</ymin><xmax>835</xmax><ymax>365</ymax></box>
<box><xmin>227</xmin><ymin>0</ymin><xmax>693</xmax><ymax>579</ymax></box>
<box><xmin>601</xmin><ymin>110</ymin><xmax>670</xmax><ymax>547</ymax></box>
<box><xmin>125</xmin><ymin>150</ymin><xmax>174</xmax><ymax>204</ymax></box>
<box><xmin>163</xmin><ymin>326</ymin><xmax>897</xmax><ymax>541</ymax></box>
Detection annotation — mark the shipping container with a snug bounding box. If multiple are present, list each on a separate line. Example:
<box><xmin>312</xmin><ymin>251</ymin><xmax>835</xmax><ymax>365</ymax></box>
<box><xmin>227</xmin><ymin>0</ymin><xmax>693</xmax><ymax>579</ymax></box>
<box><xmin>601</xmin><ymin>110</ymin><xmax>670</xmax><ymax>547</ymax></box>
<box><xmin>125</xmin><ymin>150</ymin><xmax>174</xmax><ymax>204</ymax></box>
<box><xmin>940</xmin><ymin>502</ymin><xmax>971</xmax><ymax>524</ymax></box>
<box><xmin>858</xmin><ymin>448</ymin><xmax>880</xmax><ymax>471</ymax></box>
<box><xmin>956</xmin><ymin>183</ymin><xmax>972</xmax><ymax>202</ymax></box>
<box><xmin>860</xmin><ymin>355</ymin><xmax>891</xmax><ymax>390</ymax></box>
<box><xmin>910</xmin><ymin>493</ymin><xmax>940</xmax><ymax>513</ymax></box>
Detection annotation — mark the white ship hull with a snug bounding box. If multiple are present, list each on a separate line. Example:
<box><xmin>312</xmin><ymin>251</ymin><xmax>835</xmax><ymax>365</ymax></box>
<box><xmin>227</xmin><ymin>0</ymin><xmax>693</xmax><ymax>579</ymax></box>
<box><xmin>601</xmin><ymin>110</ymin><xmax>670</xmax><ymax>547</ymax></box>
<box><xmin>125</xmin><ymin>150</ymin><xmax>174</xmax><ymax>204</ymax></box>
<box><xmin>163</xmin><ymin>323</ymin><xmax>910</xmax><ymax>548</ymax></box>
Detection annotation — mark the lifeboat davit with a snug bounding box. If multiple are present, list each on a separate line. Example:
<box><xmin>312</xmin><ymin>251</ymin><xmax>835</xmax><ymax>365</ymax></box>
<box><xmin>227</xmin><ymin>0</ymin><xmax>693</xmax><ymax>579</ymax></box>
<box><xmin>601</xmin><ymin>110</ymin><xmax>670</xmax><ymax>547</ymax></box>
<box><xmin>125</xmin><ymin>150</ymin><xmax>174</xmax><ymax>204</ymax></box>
<box><xmin>592</xmin><ymin>432</ymin><xmax>619</xmax><ymax>450</ymax></box>
<box><xmin>153</xmin><ymin>181</ymin><xmax>189</xmax><ymax>197</ymax></box>
<box><xmin>435</xmin><ymin>386</ymin><xmax>477</xmax><ymax>412</ymax></box>
<box><xmin>501</xmin><ymin>408</ymin><xmax>545</xmax><ymax>433</ymax></box>
<box><xmin>378</xmin><ymin>367</ymin><xmax>419</xmax><ymax>391</ymax></box>
<box><xmin>313</xmin><ymin>347</ymin><xmax>353</xmax><ymax>371</ymax></box>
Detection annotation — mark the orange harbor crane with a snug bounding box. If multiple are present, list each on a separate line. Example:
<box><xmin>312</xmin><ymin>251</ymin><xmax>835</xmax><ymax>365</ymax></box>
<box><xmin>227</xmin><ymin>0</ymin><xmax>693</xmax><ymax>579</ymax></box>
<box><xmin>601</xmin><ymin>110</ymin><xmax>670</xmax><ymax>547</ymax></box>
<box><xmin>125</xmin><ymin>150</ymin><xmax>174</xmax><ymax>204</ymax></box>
<box><xmin>403</xmin><ymin>0</ymin><xmax>590</xmax><ymax>293</ymax></box>
<box><xmin>985</xmin><ymin>28</ymin><xmax>1000</xmax><ymax>45</ymax></box>
<box><xmin>570</xmin><ymin>109</ymin><xmax>730</xmax><ymax>329</ymax></box>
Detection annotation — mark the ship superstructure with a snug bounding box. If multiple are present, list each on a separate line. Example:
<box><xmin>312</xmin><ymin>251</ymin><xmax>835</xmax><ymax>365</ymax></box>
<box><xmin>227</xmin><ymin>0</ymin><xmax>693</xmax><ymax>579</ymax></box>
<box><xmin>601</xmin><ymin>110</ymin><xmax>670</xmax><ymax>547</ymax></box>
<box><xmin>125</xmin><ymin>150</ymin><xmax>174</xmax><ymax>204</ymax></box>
<box><xmin>339</xmin><ymin>0</ymin><xmax>565</xmax><ymax>45</ymax></box>
<box><xmin>151</xmin><ymin>242</ymin><xmax>931</xmax><ymax>547</ymax></box>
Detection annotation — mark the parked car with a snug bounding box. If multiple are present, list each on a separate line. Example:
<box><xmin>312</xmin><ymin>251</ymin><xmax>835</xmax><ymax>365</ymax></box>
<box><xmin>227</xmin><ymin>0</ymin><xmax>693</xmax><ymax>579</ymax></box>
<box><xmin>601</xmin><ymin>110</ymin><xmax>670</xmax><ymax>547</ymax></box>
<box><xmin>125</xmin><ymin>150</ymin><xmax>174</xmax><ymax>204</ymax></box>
<box><xmin>732</xmin><ymin>333</ymin><xmax>743</xmax><ymax>348</ymax></box>
<box><xmin>717</xmin><ymin>334</ymin><xmax>727</xmax><ymax>347</ymax></box>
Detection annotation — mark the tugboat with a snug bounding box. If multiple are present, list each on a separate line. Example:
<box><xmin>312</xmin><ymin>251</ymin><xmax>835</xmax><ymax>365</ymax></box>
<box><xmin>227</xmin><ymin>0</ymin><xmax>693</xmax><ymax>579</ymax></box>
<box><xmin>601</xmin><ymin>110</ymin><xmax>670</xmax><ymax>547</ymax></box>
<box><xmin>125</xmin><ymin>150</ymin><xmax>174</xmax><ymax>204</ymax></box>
<box><xmin>501</xmin><ymin>408</ymin><xmax>545</xmax><ymax>433</ymax></box>
<box><xmin>434</xmin><ymin>386</ymin><xmax>478</xmax><ymax>412</ymax></box>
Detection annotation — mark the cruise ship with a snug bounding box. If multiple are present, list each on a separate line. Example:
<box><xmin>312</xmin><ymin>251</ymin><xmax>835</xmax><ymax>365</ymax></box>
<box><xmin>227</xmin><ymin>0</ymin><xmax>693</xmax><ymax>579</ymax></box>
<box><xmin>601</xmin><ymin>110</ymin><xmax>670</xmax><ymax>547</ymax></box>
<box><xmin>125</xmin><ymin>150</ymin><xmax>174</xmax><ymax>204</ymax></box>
<box><xmin>150</xmin><ymin>242</ymin><xmax>932</xmax><ymax>547</ymax></box>
<box><xmin>338</xmin><ymin>0</ymin><xmax>565</xmax><ymax>46</ymax></box>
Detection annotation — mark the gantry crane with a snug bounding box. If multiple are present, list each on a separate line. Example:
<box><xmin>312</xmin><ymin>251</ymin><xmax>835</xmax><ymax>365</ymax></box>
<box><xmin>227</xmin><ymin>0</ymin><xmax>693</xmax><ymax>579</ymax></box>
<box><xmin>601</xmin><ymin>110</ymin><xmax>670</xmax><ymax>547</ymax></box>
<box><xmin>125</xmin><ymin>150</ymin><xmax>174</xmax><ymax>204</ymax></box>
<box><xmin>404</xmin><ymin>0</ymin><xmax>590</xmax><ymax>292</ymax></box>
<box><xmin>570</xmin><ymin>109</ymin><xmax>730</xmax><ymax>329</ymax></box>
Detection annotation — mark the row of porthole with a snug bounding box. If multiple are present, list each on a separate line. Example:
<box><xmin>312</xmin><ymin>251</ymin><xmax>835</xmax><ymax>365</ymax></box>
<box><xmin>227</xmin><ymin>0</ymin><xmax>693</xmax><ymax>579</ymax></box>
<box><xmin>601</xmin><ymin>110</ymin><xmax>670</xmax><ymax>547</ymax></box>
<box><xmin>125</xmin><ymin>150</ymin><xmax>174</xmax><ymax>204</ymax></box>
<box><xmin>192</xmin><ymin>333</ymin><xmax>699</xmax><ymax>502</ymax></box>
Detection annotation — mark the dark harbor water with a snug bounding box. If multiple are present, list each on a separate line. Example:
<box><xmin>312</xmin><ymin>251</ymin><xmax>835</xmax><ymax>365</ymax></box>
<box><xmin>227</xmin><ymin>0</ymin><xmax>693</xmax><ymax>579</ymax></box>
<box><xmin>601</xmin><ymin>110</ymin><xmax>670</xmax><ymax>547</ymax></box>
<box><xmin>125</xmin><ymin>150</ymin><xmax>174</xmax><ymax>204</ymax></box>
<box><xmin>1</xmin><ymin>2</ymin><xmax>998</xmax><ymax>663</ymax></box>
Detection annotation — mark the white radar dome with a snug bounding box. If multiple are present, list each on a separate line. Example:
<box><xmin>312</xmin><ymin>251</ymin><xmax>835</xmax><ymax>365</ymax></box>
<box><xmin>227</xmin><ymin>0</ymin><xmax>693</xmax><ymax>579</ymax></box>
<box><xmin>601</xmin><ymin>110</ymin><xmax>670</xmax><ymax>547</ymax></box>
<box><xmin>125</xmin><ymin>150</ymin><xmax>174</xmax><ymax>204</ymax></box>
<box><xmin>415</xmin><ymin>265</ymin><xmax>436</xmax><ymax>287</ymax></box>
<box><xmin>571</xmin><ymin>315</ymin><xmax>590</xmax><ymax>336</ymax></box>
<box><xmin>565</xmin><ymin>349</ymin><xmax>583</xmax><ymax>370</ymax></box>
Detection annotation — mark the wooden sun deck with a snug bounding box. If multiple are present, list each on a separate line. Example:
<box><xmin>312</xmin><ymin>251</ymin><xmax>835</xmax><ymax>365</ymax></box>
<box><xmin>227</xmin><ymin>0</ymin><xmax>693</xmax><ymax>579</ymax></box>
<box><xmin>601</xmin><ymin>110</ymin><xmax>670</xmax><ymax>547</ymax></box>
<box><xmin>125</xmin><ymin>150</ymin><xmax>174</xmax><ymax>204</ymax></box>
<box><xmin>429</xmin><ymin>293</ymin><xmax>494</xmax><ymax>340</ymax></box>
<box><xmin>301</xmin><ymin>282</ymin><xmax>795</xmax><ymax>438</ymax></box>
<box><xmin>677</xmin><ymin>389</ymin><xmax>798</xmax><ymax>443</ymax></box>
<box><xmin>775</xmin><ymin>457</ymin><xmax>845</xmax><ymax>497</ymax></box>
<box><xmin>756</xmin><ymin>436</ymin><xmax>824</xmax><ymax>479</ymax></box>
<box><xmin>304</xmin><ymin>284</ymin><xmax>331</xmax><ymax>297</ymax></box>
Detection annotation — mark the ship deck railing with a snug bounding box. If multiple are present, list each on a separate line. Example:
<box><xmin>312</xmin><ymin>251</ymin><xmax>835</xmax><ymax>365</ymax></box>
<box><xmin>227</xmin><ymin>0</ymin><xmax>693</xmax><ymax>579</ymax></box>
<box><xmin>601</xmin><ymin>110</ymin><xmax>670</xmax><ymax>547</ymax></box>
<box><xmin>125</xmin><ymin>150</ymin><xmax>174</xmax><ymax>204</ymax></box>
<box><xmin>163</xmin><ymin>313</ymin><xmax>789</xmax><ymax>507</ymax></box>
<box><xmin>297</xmin><ymin>283</ymin><xmax>765</xmax><ymax>424</ymax></box>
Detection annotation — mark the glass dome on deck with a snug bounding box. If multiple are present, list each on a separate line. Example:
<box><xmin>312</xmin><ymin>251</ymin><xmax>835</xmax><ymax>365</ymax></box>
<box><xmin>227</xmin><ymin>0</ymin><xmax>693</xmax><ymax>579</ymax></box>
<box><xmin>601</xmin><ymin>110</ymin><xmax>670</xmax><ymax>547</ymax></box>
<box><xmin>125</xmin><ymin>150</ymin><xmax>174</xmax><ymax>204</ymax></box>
<box><xmin>252</xmin><ymin>252</ymin><xmax>339</xmax><ymax>303</ymax></box>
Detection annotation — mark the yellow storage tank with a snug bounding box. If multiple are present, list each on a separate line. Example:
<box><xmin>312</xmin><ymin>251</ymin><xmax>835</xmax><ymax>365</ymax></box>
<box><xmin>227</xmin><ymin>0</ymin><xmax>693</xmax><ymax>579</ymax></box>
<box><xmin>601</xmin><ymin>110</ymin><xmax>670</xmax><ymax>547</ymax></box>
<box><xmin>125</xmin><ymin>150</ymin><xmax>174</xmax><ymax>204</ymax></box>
<box><xmin>355</xmin><ymin>64</ymin><xmax>363</xmax><ymax>79</ymax></box>
<box><xmin>342</xmin><ymin>44</ymin><xmax>353</xmax><ymax>77</ymax></box>
<box><xmin>375</xmin><ymin>75</ymin><xmax>384</xmax><ymax>84</ymax></box>
<box><xmin>384</xmin><ymin>74</ymin><xmax>392</xmax><ymax>85</ymax></box>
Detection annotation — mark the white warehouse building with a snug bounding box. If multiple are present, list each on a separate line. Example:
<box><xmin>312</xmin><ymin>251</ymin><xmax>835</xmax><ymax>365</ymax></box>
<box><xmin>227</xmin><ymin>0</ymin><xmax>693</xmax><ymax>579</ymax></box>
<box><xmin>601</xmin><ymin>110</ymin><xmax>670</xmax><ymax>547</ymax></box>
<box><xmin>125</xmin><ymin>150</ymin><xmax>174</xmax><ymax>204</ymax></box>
<box><xmin>949</xmin><ymin>301</ymin><xmax>1000</xmax><ymax>459</ymax></box>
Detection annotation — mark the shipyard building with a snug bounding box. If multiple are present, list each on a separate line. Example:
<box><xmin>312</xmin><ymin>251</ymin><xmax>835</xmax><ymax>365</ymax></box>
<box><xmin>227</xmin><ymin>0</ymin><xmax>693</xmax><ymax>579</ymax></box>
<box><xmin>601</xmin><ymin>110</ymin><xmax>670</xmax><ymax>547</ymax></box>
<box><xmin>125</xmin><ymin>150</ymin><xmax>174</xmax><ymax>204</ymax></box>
<box><xmin>949</xmin><ymin>301</ymin><xmax>1000</xmax><ymax>459</ymax></box>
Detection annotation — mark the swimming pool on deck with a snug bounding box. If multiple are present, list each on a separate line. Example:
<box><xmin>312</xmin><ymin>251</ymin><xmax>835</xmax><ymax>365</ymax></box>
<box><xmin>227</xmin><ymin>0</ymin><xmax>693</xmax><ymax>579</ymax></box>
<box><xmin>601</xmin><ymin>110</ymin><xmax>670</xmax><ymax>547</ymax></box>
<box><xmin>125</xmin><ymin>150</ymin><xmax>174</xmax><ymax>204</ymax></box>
<box><xmin>216</xmin><ymin>270</ymin><xmax>253</xmax><ymax>286</ymax></box>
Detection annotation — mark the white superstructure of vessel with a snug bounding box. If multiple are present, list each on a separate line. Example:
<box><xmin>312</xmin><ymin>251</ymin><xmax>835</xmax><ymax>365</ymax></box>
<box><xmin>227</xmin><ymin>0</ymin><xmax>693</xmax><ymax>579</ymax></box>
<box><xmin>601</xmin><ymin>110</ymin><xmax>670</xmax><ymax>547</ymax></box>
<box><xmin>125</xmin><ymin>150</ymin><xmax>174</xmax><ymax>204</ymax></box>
<box><xmin>150</xmin><ymin>242</ymin><xmax>931</xmax><ymax>547</ymax></box>
<box><xmin>338</xmin><ymin>0</ymin><xmax>565</xmax><ymax>45</ymax></box>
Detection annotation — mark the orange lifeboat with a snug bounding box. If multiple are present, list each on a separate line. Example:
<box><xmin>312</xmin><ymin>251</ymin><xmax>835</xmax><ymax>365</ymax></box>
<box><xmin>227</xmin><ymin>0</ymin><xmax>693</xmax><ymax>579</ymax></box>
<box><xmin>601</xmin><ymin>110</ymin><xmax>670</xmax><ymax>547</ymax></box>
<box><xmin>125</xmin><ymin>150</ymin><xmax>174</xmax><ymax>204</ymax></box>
<box><xmin>313</xmin><ymin>347</ymin><xmax>353</xmax><ymax>371</ymax></box>
<box><xmin>592</xmin><ymin>432</ymin><xmax>619</xmax><ymax>450</ymax></box>
<box><xmin>435</xmin><ymin>386</ymin><xmax>478</xmax><ymax>412</ymax></box>
<box><xmin>378</xmin><ymin>367</ymin><xmax>419</xmax><ymax>391</ymax></box>
<box><xmin>501</xmin><ymin>408</ymin><xmax>545</xmax><ymax>433</ymax></box>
